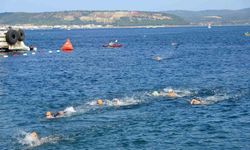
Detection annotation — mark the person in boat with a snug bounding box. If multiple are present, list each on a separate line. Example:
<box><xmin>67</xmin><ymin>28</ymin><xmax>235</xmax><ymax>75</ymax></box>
<box><xmin>108</xmin><ymin>41</ymin><xmax>115</xmax><ymax>46</ymax></box>
<box><xmin>166</xmin><ymin>89</ymin><xmax>177</xmax><ymax>98</ymax></box>
<box><xmin>190</xmin><ymin>98</ymin><xmax>202</xmax><ymax>105</ymax></box>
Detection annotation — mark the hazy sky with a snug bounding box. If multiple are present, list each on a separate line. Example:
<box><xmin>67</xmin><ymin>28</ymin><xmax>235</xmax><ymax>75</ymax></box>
<box><xmin>2</xmin><ymin>0</ymin><xmax>250</xmax><ymax>12</ymax></box>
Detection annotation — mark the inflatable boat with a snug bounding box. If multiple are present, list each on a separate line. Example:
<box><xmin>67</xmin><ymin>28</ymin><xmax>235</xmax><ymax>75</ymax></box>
<box><xmin>103</xmin><ymin>41</ymin><xmax>122</xmax><ymax>48</ymax></box>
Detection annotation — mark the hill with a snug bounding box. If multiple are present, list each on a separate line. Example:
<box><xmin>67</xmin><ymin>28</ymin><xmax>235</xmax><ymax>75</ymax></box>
<box><xmin>0</xmin><ymin>11</ymin><xmax>188</xmax><ymax>26</ymax></box>
<box><xmin>166</xmin><ymin>8</ymin><xmax>250</xmax><ymax>25</ymax></box>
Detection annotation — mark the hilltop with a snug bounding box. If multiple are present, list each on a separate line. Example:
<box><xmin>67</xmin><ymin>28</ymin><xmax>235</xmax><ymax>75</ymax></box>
<box><xmin>0</xmin><ymin>9</ymin><xmax>250</xmax><ymax>28</ymax></box>
<box><xmin>166</xmin><ymin>8</ymin><xmax>250</xmax><ymax>25</ymax></box>
<box><xmin>0</xmin><ymin>11</ymin><xmax>187</xmax><ymax>26</ymax></box>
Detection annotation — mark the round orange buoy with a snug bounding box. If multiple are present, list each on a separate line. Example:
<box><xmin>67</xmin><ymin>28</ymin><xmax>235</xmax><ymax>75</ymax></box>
<box><xmin>61</xmin><ymin>38</ymin><xmax>73</xmax><ymax>51</ymax></box>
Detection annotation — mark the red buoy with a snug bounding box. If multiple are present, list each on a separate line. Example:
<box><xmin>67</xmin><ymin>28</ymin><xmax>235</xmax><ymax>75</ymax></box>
<box><xmin>61</xmin><ymin>38</ymin><xmax>73</xmax><ymax>51</ymax></box>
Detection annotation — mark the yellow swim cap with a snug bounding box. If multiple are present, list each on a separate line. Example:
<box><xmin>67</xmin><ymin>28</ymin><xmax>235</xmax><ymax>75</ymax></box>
<box><xmin>97</xmin><ymin>99</ymin><xmax>103</xmax><ymax>105</ymax></box>
<box><xmin>46</xmin><ymin>111</ymin><xmax>52</xmax><ymax>116</ymax></box>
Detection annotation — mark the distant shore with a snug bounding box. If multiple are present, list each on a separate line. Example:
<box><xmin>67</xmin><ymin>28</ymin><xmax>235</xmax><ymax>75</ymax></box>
<box><xmin>0</xmin><ymin>24</ymin><xmax>249</xmax><ymax>30</ymax></box>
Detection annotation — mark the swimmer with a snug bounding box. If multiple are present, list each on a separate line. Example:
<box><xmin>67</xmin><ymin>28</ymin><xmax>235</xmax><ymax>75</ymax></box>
<box><xmin>54</xmin><ymin>111</ymin><xmax>65</xmax><ymax>118</ymax></box>
<box><xmin>97</xmin><ymin>99</ymin><xmax>103</xmax><ymax>106</ymax></box>
<box><xmin>166</xmin><ymin>89</ymin><xmax>177</xmax><ymax>98</ymax></box>
<box><xmin>190</xmin><ymin>98</ymin><xmax>202</xmax><ymax>105</ymax></box>
<box><xmin>112</xmin><ymin>98</ymin><xmax>121</xmax><ymax>106</ymax></box>
<box><xmin>45</xmin><ymin>111</ymin><xmax>66</xmax><ymax>119</ymax></box>
<box><xmin>45</xmin><ymin>111</ymin><xmax>54</xmax><ymax>119</ymax></box>
<box><xmin>25</xmin><ymin>131</ymin><xmax>40</xmax><ymax>145</ymax></box>
<box><xmin>106</xmin><ymin>99</ymin><xmax>112</xmax><ymax>106</ymax></box>
<box><xmin>30</xmin><ymin>131</ymin><xmax>39</xmax><ymax>140</ymax></box>
<box><xmin>152</xmin><ymin>91</ymin><xmax>166</xmax><ymax>97</ymax></box>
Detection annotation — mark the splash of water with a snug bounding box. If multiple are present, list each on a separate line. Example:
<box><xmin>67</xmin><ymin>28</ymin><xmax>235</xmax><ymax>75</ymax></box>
<box><xmin>18</xmin><ymin>131</ymin><xmax>60</xmax><ymax>148</ymax></box>
<box><xmin>150</xmin><ymin>87</ymin><xmax>193</xmax><ymax>98</ymax></box>
<box><xmin>202</xmin><ymin>95</ymin><xmax>230</xmax><ymax>104</ymax></box>
<box><xmin>87</xmin><ymin>96</ymin><xmax>142</xmax><ymax>107</ymax></box>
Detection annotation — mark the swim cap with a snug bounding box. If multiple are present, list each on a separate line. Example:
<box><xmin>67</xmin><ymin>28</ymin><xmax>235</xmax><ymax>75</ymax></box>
<box><xmin>97</xmin><ymin>99</ymin><xmax>103</xmax><ymax>105</ymax></box>
<box><xmin>46</xmin><ymin>111</ymin><xmax>52</xmax><ymax>116</ymax></box>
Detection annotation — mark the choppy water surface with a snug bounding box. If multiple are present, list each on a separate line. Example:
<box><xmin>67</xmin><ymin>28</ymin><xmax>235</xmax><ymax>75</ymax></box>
<box><xmin>0</xmin><ymin>26</ymin><xmax>249</xmax><ymax>149</ymax></box>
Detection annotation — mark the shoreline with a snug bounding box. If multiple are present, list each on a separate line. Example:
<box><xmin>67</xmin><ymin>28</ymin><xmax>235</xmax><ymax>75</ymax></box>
<box><xmin>0</xmin><ymin>24</ymin><xmax>249</xmax><ymax>30</ymax></box>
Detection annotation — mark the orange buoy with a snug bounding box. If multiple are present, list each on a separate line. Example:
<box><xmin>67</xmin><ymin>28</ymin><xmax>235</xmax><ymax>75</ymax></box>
<box><xmin>61</xmin><ymin>38</ymin><xmax>73</xmax><ymax>51</ymax></box>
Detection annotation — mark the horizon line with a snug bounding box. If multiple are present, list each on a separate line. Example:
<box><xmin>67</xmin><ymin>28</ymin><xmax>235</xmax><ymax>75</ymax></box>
<box><xmin>0</xmin><ymin>7</ymin><xmax>249</xmax><ymax>13</ymax></box>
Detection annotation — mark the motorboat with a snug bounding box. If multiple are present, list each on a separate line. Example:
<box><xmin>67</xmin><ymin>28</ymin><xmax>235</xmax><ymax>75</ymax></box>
<box><xmin>103</xmin><ymin>41</ymin><xmax>122</xmax><ymax>48</ymax></box>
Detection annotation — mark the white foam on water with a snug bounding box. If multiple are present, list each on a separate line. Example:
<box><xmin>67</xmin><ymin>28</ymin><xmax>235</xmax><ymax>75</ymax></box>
<box><xmin>61</xmin><ymin>106</ymin><xmax>77</xmax><ymax>117</ymax></box>
<box><xmin>48</xmin><ymin>50</ymin><xmax>53</xmax><ymax>53</ymax></box>
<box><xmin>113</xmin><ymin>97</ymin><xmax>141</xmax><ymax>106</ymax></box>
<box><xmin>31</xmin><ymin>52</ymin><xmax>36</xmax><ymax>55</ymax></box>
<box><xmin>87</xmin><ymin>96</ymin><xmax>142</xmax><ymax>107</ymax></box>
<box><xmin>56</xmin><ymin>50</ymin><xmax>60</xmax><ymax>53</ymax></box>
<box><xmin>163</xmin><ymin>87</ymin><xmax>193</xmax><ymax>97</ymax></box>
<box><xmin>50</xmin><ymin>96</ymin><xmax>143</xmax><ymax>119</ymax></box>
<box><xmin>74</xmin><ymin>104</ymin><xmax>94</xmax><ymax>114</ymax></box>
<box><xmin>150</xmin><ymin>88</ymin><xmax>193</xmax><ymax>98</ymax></box>
<box><xmin>202</xmin><ymin>95</ymin><xmax>230</xmax><ymax>104</ymax></box>
<box><xmin>150</xmin><ymin>91</ymin><xmax>167</xmax><ymax>97</ymax></box>
<box><xmin>18</xmin><ymin>131</ymin><xmax>60</xmax><ymax>148</ymax></box>
<box><xmin>23</xmin><ymin>53</ymin><xmax>27</xmax><ymax>56</ymax></box>
<box><xmin>3</xmin><ymin>55</ymin><xmax>8</xmax><ymax>58</ymax></box>
<box><xmin>86</xmin><ymin>100</ymin><xmax>98</xmax><ymax>106</ymax></box>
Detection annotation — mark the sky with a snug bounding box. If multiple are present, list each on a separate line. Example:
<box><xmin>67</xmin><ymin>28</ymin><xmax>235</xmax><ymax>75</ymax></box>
<box><xmin>1</xmin><ymin>0</ymin><xmax>250</xmax><ymax>12</ymax></box>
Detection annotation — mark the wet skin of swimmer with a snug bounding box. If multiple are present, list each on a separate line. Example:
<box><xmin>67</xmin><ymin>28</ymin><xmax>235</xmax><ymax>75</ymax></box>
<box><xmin>152</xmin><ymin>89</ymin><xmax>177</xmax><ymax>98</ymax></box>
<box><xmin>30</xmin><ymin>131</ymin><xmax>38</xmax><ymax>140</ymax></box>
<box><xmin>190</xmin><ymin>98</ymin><xmax>202</xmax><ymax>105</ymax></box>
<box><xmin>167</xmin><ymin>89</ymin><xmax>177</xmax><ymax>98</ymax></box>
<box><xmin>96</xmin><ymin>98</ymin><xmax>121</xmax><ymax>106</ymax></box>
<box><xmin>45</xmin><ymin>111</ymin><xmax>65</xmax><ymax>119</ymax></box>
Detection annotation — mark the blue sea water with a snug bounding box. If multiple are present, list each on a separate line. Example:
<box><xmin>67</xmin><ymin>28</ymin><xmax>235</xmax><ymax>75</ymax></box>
<box><xmin>0</xmin><ymin>26</ymin><xmax>250</xmax><ymax>149</ymax></box>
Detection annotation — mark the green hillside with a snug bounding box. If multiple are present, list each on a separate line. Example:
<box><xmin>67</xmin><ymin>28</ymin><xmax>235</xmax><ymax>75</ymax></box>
<box><xmin>166</xmin><ymin>8</ymin><xmax>250</xmax><ymax>25</ymax></box>
<box><xmin>0</xmin><ymin>11</ymin><xmax>188</xmax><ymax>26</ymax></box>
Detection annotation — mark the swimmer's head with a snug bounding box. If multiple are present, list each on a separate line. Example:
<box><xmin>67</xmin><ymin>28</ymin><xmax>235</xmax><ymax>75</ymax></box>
<box><xmin>45</xmin><ymin>111</ymin><xmax>53</xmax><ymax>118</ymax></box>
<box><xmin>168</xmin><ymin>89</ymin><xmax>174</xmax><ymax>93</ymax></box>
<box><xmin>97</xmin><ymin>99</ymin><xmax>103</xmax><ymax>105</ymax></box>
<box><xmin>46</xmin><ymin>111</ymin><xmax>52</xmax><ymax>116</ymax></box>
<box><xmin>112</xmin><ymin>98</ymin><xmax>119</xmax><ymax>105</ymax></box>
<box><xmin>30</xmin><ymin>131</ymin><xmax>38</xmax><ymax>139</ymax></box>
<box><xmin>190</xmin><ymin>98</ymin><xmax>202</xmax><ymax>105</ymax></box>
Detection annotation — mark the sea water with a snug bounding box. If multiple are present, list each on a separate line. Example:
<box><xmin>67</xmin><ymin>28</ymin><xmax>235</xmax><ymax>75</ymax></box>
<box><xmin>0</xmin><ymin>26</ymin><xmax>249</xmax><ymax>149</ymax></box>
